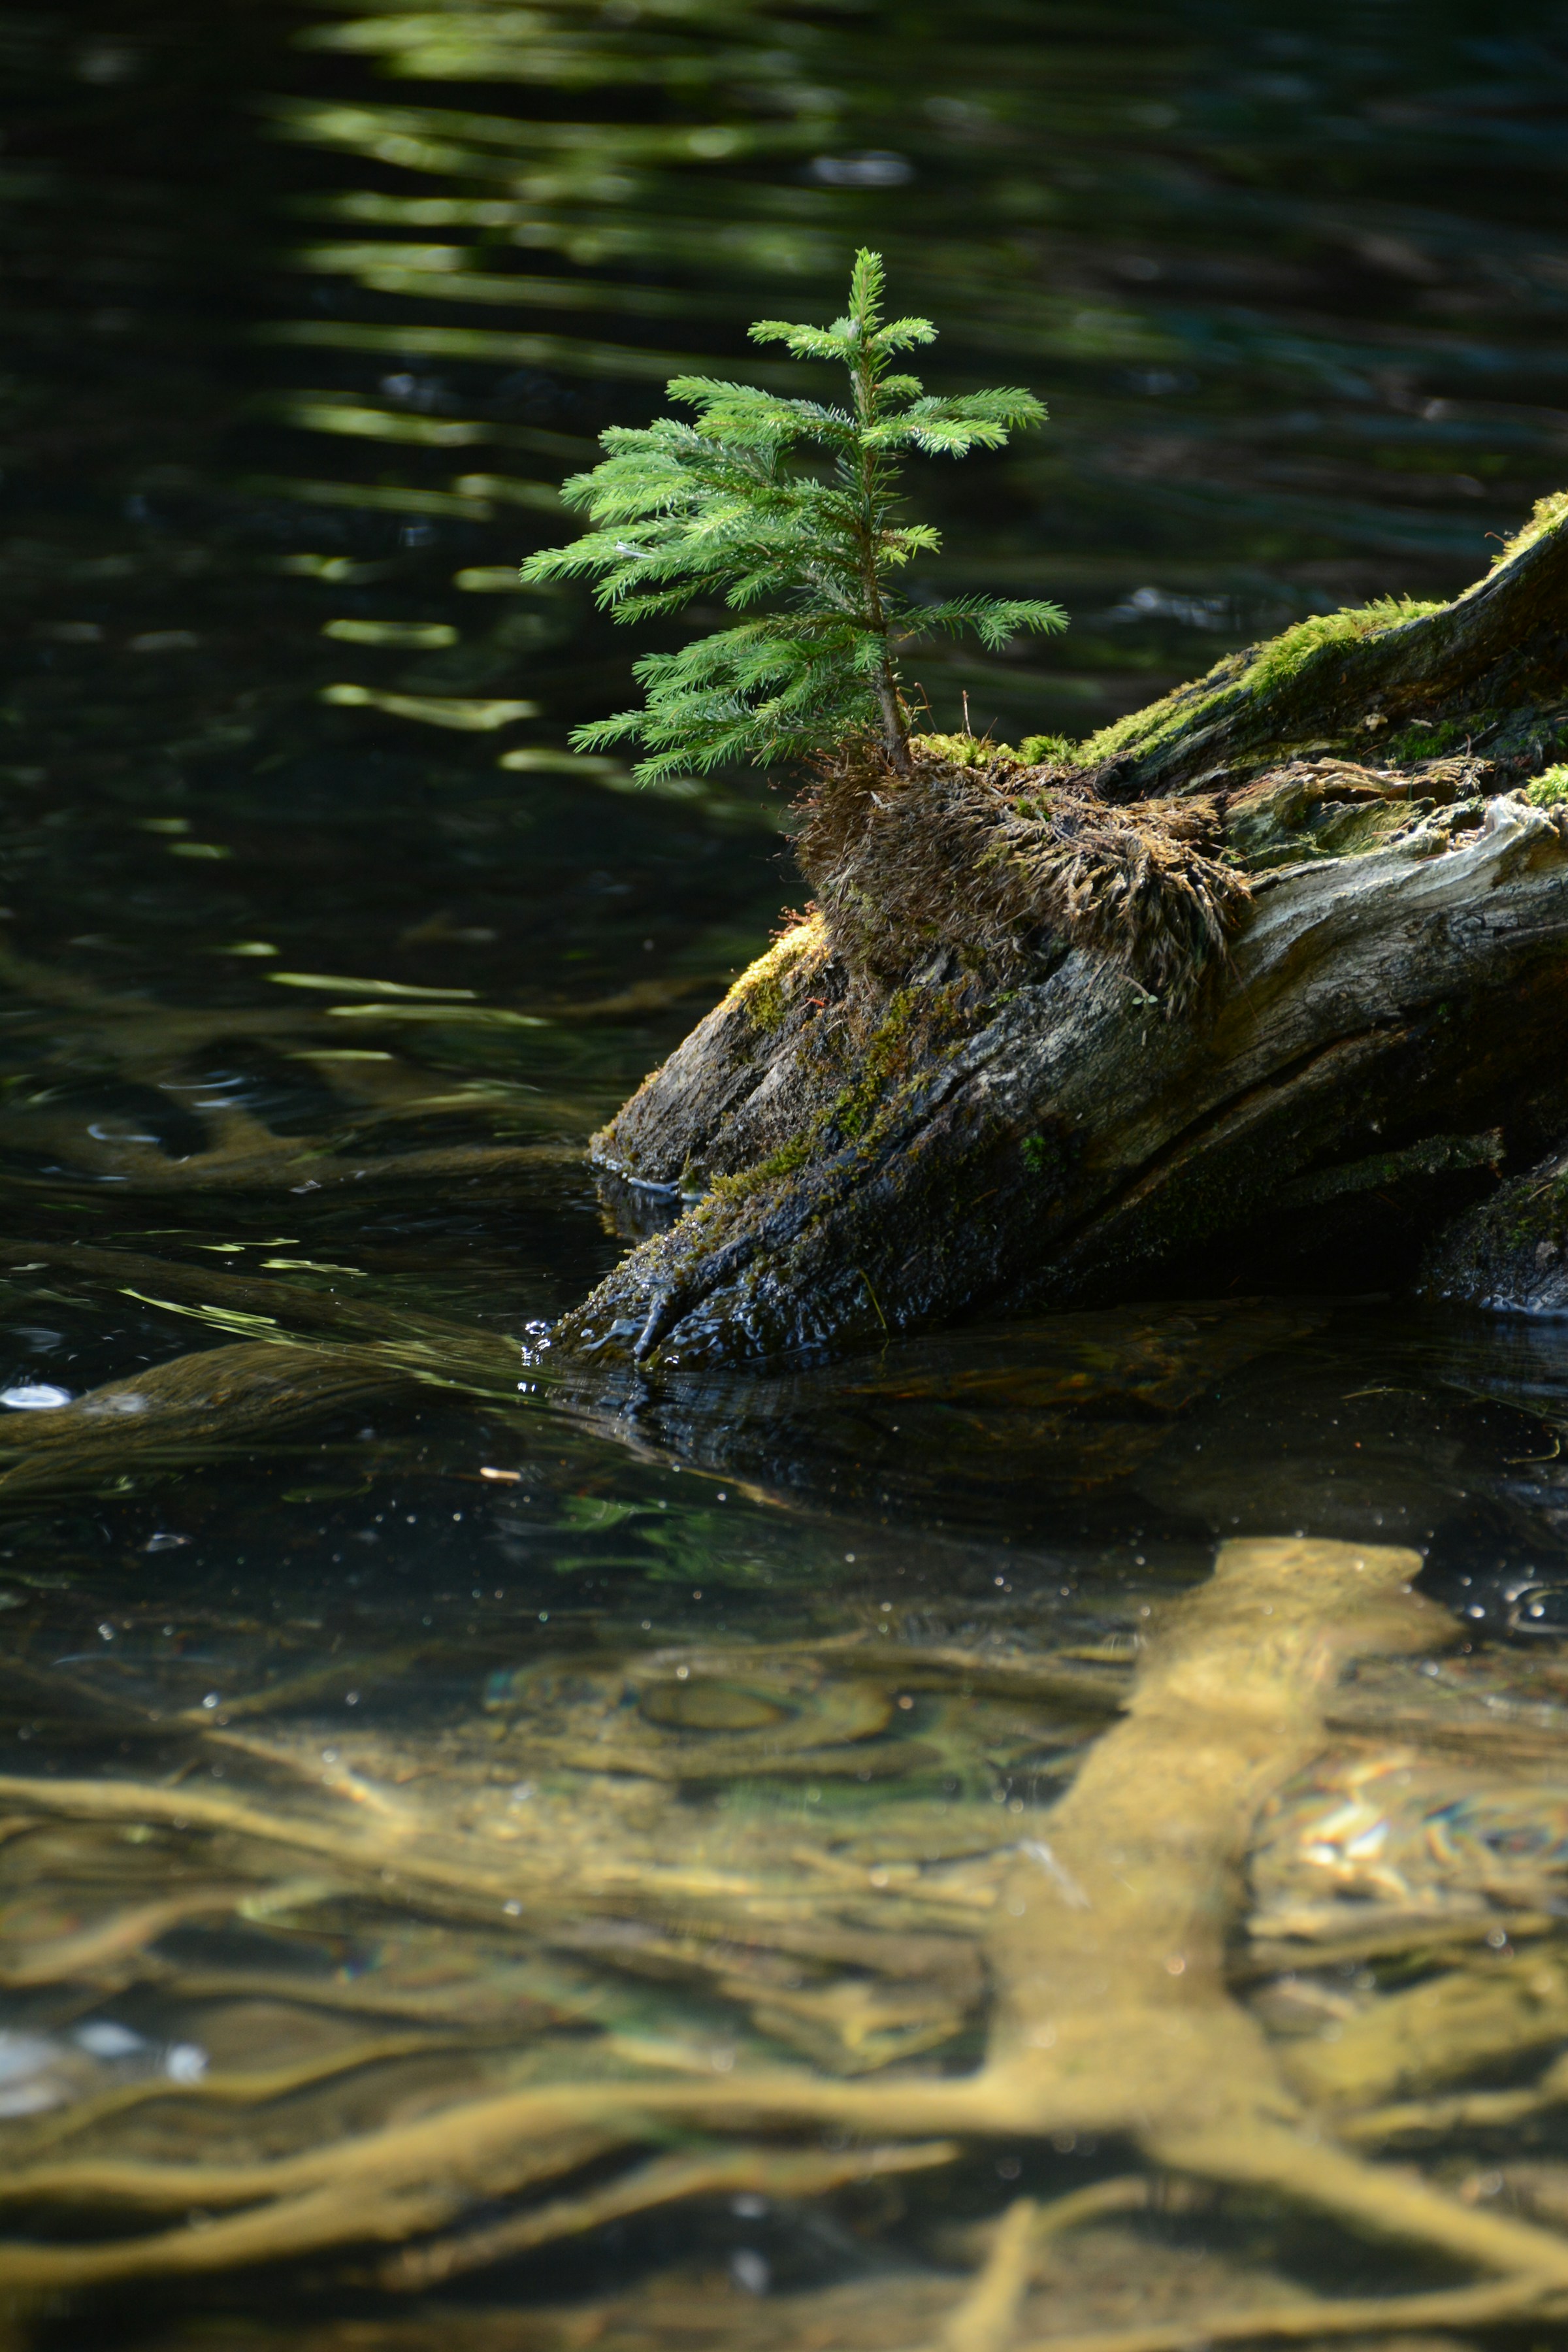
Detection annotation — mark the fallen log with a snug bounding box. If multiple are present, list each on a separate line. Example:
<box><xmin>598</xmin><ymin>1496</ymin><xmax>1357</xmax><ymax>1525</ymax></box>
<box><xmin>560</xmin><ymin>504</ymin><xmax>1568</xmax><ymax>1367</ymax></box>
<box><xmin>1084</xmin><ymin>487</ymin><xmax>1568</xmax><ymax>798</ymax></box>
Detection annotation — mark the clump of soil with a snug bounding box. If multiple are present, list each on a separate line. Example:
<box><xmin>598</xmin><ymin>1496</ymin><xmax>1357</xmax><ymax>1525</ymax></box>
<box><xmin>794</xmin><ymin>734</ymin><xmax>1251</xmax><ymax>1009</ymax></box>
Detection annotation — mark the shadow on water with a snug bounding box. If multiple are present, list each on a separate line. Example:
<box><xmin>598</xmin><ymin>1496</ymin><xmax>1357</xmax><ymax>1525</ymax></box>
<box><xmin>9</xmin><ymin>0</ymin><xmax>1568</xmax><ymax>2343</ymax></box>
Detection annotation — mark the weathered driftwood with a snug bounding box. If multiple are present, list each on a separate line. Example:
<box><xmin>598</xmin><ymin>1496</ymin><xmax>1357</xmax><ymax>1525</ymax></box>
<box><xmin>561</xmin><ymin>509</ymin><xmax>1568</xmax><ymax>1368</ymax></box>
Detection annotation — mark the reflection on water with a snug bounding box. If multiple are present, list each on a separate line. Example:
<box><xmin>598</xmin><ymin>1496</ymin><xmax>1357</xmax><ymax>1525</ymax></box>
<box><xmin>8</xmin><ymin>0</ymin><xmax>1568</xmax><ymax>2341</ymax></box>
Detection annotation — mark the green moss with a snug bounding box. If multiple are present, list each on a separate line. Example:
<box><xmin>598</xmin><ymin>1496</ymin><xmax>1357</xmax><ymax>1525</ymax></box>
<box><xmin>727</xmin><ymin>913</ymin><xmax>824</xmax><ymax>1036</ymax></box>
<box><xmin>745</xmin><ymin>968</ymin><xmax>789</xmax><ymax>1034</ymax></box>
<box><xmin>1381</xmin><ymin>714</ymin><xmax>1482</xmax><ymax>765</ymax></box>
<box><xmin>1308</xmin><ymin>800</ymin><xmax>1426</xmax><ymax>860</ymax></box>
<box><xmin>1526</xmin><ymin>764</ymin><xmax>1568</xmax><ymax>808</ymax></box>
<box><xmin>1244</xmin><ymin>597</ymin><xmax>1441</xmax><ymax>687</ymax></box>
<box><xmin>1492</xmin><ymin>488</ymin><xmax>1568</xmax><ymax>568</ymax></box>
<box><xmin>834</xmin><ymin>988</ymin><xmax>921</xmax><ymax>1141</ymax></box>
<box><xmin>710</xmin><ymin>1130</ymin><xmax>814</xmax><ymax>1201</ymax></box>
<box><xmin>911</xmin><ymin>732</ymin><xmax>1017</xmax><ymax>770</ymax></box>
<box><xmin>1079</xmin><ymin>597</ymin><xmax>1443</xmax><ymax>772</ymax></box>
<box><xmin>1075</xmin><ymin>656</ymin><xmax>1235</xmax><ymax>771</ymax></box>
<box><xmin>1018</xmin><ymin>732</ymin><xmax>1075</xmax><ymax>764</ymax></box>
<box><xmin>708</xmin><ymin>983</ymin><xmax>968</xmax><ymax>1213</ymax></box>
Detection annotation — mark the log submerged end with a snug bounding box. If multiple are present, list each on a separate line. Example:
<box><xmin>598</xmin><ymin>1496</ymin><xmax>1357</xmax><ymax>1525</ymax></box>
<box><xmin>560</xmin><ymin>515</ymin><xmax>1568</xmax><ymax>1369</ymax></box>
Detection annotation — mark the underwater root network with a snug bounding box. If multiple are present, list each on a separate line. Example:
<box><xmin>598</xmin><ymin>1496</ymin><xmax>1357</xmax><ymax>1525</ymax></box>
<box><xmin>7</xmin><ymin>1539</ymin><xmax>1568</xmax><ymax>2348</ymax></box>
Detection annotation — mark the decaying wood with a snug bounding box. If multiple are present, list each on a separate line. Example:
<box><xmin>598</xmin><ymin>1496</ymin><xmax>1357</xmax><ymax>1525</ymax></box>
<box><xmin>564</xmin><ymin>794</ymin><xmax>1568</xmax><ymax>1366</ymax></box>
<box><xmin>559</xmin><ymin>508</ymin><xmax>1568</xmax><ymax>1367</ymax></box>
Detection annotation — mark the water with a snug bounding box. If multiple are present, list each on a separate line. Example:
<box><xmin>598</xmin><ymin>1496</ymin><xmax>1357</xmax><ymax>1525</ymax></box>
<box><xmin>8</xmin><ymin>0</ymin><xmax>1568</xmax><ymax>2341</ymax></box>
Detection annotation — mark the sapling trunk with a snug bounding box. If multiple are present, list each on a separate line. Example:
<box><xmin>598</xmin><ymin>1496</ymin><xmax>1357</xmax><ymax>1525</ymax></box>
<box><xmin>847</xmin><ymin>306</ymin><xmax>913</xmax><ymax>775</ymax></box>
<box><xmin>875</xmin><ymin>663</ymin><xmax>911</xmax><ymax>772</ymax></box>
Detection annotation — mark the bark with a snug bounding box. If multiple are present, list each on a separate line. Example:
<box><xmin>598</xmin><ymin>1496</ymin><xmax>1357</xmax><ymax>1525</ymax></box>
<box><xmin>559</xmin><ymin>511</ymin><xmax>1568</xmax><ymax>1368</ymax></box>
<box><xmin>1417</xmin><ymin>1137</ymin><xmax>1568</xmax><ymax>1313</ymax></box>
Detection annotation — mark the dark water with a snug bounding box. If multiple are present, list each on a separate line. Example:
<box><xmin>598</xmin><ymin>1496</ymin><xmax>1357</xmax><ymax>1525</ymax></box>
<box><xmin>8</xmin><ymin>3</ymin><xmax>1568</xmax><ymax>2344</ymax></box>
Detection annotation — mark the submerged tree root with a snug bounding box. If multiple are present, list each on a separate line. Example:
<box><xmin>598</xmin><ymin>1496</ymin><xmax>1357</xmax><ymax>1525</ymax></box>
<box><xmin>378</xmin><ymin>2140</ymin><xmax>958</xmax><ymax>2292</ymax></box>
<box><xmin>941</xmin><ymin>2183</ymin><xmax>1155</xmax><ymax>2352</ymax></box>
<box><xmin>13</xmin><ymin>2036</ymin><xmax>491</xmax><ymax>2157</ymax></box>
<box><xmin>1007</xmin><ymin>2272</ymin><xmax>1565</xmax><ymax>2352</ymax></box>
<box><xmin>929</xmin><ymin>2178</ymin><xmax>1565</xmax><ymax>2352</ymax></box>
<box><xmin>6</xmin><ymin>1539</ymin><xmax>1568</xmax><ymax>2331</ymax></box>
<box><xmin>1344</xmin><ymin>2051</ymin><xmax>1568</xmax><ymax>2148</ymax></box>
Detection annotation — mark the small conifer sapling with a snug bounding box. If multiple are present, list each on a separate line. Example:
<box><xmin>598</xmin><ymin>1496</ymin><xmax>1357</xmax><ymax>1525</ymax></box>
<box><xmin>520</xmin><ymin>250</ymin><xmax>1066</xmax><ymax>781</ymax></box>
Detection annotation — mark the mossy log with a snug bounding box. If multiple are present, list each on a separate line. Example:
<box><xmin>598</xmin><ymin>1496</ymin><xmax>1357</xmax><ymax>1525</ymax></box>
<box><xmin>561</xmin><ymin>510</ymin><xmax>1568</xmax><ymax>1368</ymax></box>
<box><xmin>1084</xmin><ymin>490</ymin><xmax>1568</xmax><ymax>796</ymax></box>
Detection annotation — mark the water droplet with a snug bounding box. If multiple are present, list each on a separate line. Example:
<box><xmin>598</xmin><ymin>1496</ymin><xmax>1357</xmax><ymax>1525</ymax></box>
<box><xmin>730</xmin><ymin>2249</ymin><xmax>770</xmax><ymax>2296</ymax></box>
<box><xmin>75</xmin><ymin>2021</ymin><xmax>146</xmax><ymax>2059</ymax></box>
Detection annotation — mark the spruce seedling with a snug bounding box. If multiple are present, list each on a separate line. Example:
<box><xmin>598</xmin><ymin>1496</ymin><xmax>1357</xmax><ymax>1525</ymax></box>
<box><xmin>521</xmin><ymin>249</ymin><xmax>1066</xmax><ymax>781</ymax></box>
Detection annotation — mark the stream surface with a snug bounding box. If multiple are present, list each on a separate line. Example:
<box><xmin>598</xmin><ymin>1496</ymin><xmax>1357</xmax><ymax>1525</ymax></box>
<box><xmin>8</xmin><ymin>3</ymin><xmax>1568</xmax><ymax>2345</ymax></box>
